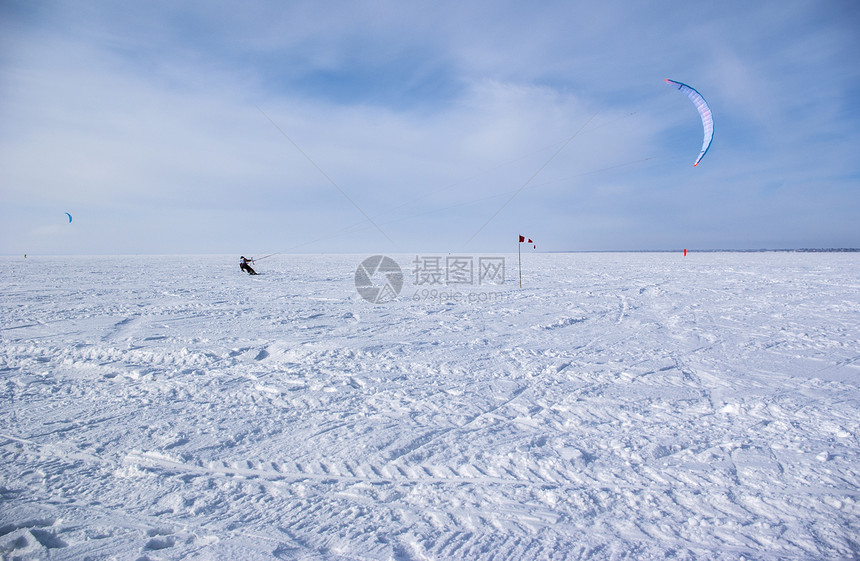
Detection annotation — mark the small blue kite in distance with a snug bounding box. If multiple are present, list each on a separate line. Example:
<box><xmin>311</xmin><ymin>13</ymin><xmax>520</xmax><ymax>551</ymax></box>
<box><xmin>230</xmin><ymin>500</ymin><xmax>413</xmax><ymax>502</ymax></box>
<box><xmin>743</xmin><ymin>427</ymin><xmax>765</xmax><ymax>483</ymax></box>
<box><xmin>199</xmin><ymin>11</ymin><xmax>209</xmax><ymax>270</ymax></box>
<box><xmin>65</xmin><ymin>212</ymin><xmax>72</xmax><ymax>223</ymax></box>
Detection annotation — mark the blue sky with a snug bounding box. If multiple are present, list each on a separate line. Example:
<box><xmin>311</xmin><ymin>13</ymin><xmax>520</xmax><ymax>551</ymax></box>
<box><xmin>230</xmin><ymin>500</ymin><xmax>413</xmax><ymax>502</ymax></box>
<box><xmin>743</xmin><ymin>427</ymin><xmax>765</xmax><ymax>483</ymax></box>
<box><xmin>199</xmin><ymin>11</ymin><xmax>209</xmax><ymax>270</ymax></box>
<box><xmin>1</xmin><ymin>0</ymin><xmax>858</xmax><ymax>254</ymax></box>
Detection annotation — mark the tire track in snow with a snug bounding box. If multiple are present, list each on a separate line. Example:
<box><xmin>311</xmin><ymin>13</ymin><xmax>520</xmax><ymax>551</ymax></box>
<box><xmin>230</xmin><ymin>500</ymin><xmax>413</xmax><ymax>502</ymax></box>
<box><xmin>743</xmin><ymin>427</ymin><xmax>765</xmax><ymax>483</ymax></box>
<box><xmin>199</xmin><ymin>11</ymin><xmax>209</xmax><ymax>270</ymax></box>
<box><xmin>380</xmin><ymin>383</ymin><xmax>529</xmax><ymax>467</ymax></box>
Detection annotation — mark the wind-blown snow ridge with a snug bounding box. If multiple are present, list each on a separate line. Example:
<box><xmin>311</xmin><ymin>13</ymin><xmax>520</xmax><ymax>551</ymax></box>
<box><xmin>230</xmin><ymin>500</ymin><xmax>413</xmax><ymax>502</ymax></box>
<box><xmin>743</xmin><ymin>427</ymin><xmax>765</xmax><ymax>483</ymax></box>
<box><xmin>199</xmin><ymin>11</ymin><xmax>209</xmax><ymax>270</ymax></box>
<box><xmin>1</xmin><ymin>253</ymin><xmax>858</xmax><ymax>560</ymax></box>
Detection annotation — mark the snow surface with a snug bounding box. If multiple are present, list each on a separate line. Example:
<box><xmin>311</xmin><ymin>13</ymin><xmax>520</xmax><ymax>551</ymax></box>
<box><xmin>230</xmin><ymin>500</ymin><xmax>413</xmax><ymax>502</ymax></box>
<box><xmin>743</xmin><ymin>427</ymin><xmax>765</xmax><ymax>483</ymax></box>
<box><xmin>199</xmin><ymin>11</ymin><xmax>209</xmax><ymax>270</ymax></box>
<box><xmin>1</xmin><ymin>252</ymin><xmax>858</xmax><ymax>560</ymax></box>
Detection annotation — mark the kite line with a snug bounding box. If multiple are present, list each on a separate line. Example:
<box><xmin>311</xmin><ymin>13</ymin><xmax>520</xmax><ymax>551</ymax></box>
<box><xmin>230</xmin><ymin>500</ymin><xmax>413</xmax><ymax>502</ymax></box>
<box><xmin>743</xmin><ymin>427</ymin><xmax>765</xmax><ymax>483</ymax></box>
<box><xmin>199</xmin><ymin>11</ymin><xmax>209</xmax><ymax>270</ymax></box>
<box><xmin>465</xmin><ymin>112</ymin><xmax>598</xmax><ymax>246</ymax></box>
<box><xmin>256</xmin><ymin>105</ymin><xmax>393</xmax><ymax>244</ymax></box>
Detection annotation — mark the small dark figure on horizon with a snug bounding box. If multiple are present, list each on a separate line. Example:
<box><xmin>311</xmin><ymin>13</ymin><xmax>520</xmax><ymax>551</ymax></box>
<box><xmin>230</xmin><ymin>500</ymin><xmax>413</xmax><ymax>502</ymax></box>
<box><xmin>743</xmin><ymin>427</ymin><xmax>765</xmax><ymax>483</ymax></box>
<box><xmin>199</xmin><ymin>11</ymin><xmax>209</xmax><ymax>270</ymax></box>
<box><xmin>240</xmin><ymin>256</ymin><xmax>258</xmax><ymax>275</ymax></box>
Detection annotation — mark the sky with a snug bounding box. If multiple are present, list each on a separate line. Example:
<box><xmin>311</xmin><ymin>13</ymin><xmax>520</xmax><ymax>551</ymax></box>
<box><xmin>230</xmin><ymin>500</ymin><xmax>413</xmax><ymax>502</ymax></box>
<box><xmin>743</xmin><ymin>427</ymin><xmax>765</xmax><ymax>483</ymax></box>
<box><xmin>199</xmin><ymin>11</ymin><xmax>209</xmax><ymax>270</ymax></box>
<box><xmin>1</xmin><ymin>0</ymin><xmax>858</xmax><ymax>255</ymax></box>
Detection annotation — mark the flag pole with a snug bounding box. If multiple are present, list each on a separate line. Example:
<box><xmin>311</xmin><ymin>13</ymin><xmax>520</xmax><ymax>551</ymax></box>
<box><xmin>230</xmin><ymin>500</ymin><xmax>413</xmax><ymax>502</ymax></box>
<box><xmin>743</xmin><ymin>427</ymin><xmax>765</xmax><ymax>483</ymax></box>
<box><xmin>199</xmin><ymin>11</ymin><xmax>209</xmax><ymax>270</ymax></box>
<box><xmin>518</xmin><ymin>238</ymin><xmax>522</xmax><ymax>288</ymax></box>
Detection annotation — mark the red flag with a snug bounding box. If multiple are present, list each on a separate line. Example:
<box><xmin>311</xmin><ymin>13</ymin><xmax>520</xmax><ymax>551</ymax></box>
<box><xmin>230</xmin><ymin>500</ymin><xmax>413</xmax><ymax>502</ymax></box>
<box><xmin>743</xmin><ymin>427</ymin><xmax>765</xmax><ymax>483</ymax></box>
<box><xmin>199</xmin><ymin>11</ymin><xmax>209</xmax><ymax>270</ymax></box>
<box><xmin>518</xmin><ymin>235</ymin><xmax>525</xmax><ymax>243</ymax></box>
<box><xmin>527</xmin><ymin>238</ymin><xmax>533</xmax><ymax>244</ymax></box>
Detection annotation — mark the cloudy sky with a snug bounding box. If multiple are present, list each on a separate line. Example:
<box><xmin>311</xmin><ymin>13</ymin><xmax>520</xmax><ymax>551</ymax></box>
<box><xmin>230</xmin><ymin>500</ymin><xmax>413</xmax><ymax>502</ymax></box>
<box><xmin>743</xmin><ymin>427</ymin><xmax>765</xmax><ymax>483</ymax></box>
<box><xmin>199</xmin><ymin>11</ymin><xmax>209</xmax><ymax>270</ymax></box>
<box><xmin>1</xmin><ymin>0</ymin><xmax>858</xmax><ymax>254</ymax></box>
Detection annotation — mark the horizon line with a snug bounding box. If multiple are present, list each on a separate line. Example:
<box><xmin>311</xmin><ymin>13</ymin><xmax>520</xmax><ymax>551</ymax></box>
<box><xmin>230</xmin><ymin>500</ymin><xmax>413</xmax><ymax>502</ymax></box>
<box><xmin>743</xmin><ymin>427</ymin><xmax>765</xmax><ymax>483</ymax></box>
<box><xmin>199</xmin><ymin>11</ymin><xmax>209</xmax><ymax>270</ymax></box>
<box><xmin>6</xmin><ymin>247</ymin><xmax>860</xmax><ymax>257</ymax></box>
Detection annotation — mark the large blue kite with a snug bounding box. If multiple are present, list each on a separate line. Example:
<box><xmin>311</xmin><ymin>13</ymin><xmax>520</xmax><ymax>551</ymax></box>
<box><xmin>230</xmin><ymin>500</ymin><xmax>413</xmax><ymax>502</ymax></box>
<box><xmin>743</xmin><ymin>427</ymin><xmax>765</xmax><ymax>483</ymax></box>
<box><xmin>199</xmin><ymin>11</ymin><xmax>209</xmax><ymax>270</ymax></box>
<box><xmin>665</xmin><ymin>79</ymin><xmax>714</xmax><ymax>167</ymax></box>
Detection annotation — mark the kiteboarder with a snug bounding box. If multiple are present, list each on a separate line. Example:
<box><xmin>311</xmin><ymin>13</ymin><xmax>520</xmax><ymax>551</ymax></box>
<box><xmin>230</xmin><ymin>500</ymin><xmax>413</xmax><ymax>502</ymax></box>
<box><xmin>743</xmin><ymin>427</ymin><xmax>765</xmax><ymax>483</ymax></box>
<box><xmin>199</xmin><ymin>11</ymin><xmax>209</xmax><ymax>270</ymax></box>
<box><xmin>239</xmin><ymin>256</ymin><xmax>258</xmax><ymax>275</ymax></box>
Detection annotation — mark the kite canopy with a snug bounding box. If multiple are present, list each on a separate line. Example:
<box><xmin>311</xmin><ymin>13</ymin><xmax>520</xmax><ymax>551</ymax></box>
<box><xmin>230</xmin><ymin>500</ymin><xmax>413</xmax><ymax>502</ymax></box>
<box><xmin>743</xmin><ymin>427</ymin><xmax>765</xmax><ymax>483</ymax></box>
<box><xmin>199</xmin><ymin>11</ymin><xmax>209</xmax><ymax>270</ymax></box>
<box><xmin>65</xmin><ymin>212</ymin><xmax>72</xmax><ymax>223</ymax></box>
<box><xmin>665</xmin><ymin>79</ymin><xmax>714</xmax><ymax>167</ymax></box>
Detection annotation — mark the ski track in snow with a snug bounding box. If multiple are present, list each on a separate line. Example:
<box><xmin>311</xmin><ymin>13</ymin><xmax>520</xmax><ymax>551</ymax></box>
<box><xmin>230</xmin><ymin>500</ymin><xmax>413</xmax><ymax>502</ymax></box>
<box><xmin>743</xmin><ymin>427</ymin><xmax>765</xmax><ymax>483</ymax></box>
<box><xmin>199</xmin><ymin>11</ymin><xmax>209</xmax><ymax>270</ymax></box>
<box><xmin>1</xmin><ymin>253</ymin><xmax>858</xmax><ymax>560</ymax></box>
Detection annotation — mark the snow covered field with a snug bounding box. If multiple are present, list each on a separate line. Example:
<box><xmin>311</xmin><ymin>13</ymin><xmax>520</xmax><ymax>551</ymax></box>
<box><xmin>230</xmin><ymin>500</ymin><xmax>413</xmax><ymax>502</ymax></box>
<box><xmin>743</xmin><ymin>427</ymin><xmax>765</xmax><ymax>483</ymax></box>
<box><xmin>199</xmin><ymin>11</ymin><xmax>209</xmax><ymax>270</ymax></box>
<box><xmin>1</xmin><ymin>252</ymin><xmax>858</xmax><ymax>560</ymax></box>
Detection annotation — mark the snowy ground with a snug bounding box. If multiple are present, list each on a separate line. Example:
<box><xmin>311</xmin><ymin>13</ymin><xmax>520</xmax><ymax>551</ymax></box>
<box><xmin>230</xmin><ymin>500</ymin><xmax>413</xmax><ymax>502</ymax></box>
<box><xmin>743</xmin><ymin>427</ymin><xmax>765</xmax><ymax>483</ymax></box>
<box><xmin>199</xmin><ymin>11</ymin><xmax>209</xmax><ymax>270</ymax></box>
<box><xmin>1</xmin><ymin>252</ymin><xmax>858</xmax><ymax>560</ymax></box>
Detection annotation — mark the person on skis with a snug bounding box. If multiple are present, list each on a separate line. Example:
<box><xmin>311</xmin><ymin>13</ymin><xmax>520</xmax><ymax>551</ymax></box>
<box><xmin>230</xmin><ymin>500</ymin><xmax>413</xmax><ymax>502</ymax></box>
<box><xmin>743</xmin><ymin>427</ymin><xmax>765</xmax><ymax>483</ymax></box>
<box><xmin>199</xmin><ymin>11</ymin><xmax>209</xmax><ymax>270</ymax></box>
<box><xmin>239</xmin><ymin>256</ymin><xmax>258</xmax><ymax>275</ymax></box>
